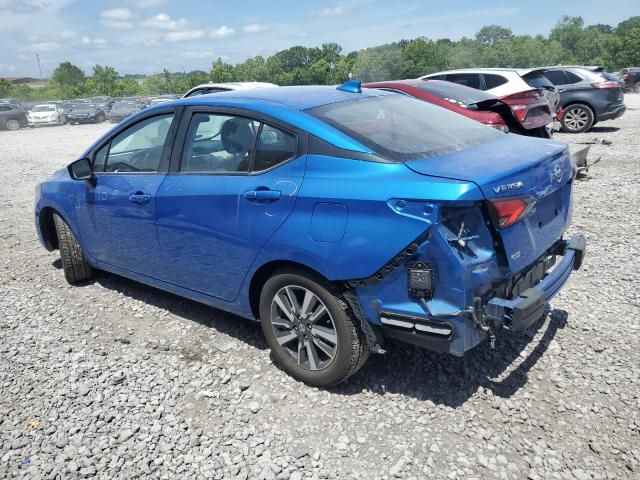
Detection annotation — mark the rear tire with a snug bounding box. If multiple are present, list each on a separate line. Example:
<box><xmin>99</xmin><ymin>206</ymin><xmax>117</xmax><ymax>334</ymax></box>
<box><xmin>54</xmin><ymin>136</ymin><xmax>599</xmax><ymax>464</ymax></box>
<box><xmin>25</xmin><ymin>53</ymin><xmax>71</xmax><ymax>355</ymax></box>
<box><xmin>5</xmin><ymin>119</ymin><xmax>20</xmax><ymax>131</ymax></box>
<box><xmin>53</xmin><ymin>213</ymin><xmax>93</xmax><ymax>284</ymax></box>
<box><xmin>259</xmin><ymin>268</ymin><xmax>369</xmax><ymax>386</ymax></box>
<box><xmin>561</xmin><ymin>103</ymin><xmax>594</xmax><ymax>133</ymax></box>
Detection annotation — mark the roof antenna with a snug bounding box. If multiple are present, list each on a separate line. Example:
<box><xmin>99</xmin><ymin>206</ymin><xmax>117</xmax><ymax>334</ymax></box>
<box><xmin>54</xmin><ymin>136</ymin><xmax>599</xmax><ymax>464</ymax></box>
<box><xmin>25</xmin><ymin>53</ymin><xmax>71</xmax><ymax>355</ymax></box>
<box><xmin>337</xmin><ymin>79</ymin><xmax>361</xmax><ymax>93</ymax></box>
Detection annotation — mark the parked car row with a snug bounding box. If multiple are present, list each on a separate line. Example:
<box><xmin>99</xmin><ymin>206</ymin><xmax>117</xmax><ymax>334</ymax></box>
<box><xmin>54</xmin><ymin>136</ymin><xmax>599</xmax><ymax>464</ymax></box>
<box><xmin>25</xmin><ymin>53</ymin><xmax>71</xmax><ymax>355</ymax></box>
<box><xmin>419</xmin><ymin>65</ymin><xmax>626</xmax><ymax>133</ymax></box>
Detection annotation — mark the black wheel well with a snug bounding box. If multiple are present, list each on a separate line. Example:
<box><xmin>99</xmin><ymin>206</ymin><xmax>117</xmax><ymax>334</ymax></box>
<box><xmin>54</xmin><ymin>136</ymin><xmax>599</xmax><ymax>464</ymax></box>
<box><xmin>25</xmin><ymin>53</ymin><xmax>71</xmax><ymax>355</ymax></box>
<box><xmin>562</xmin><ymin>101</ymin><xmax>595</xmax><ymax>115</ymax></box>
<box><xmin>39</xmin><ymin>207</ymin><xmax>59</xmax><ymax>250</ymax></box>
<box><xmin>248</xmin><ymin>260</ymin><xmax>333</xmax><ymax>319</ymax></box>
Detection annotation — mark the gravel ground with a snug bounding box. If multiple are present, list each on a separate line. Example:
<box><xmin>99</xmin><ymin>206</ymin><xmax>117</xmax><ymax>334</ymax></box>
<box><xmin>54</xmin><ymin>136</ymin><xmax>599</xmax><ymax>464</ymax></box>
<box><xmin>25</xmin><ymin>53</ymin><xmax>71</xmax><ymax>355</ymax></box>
<box><xmin>1</xmin><ymin>97</ymin><xmax>639</xmax><ymax>480</ymax></box>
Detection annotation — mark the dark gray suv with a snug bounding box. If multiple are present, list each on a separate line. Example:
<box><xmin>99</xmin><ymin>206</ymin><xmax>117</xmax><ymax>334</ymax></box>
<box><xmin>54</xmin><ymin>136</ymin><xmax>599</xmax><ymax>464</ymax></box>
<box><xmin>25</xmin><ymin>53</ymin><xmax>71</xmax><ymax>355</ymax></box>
<box><xmin>0</xmin><ymin>103</ymin><xmax>28</xmax><ymax>131</ymax></box>
<box><xmin>543</xmin><ymin>66</ymin><xmax>626</xmax><ymax>133</ymax></box>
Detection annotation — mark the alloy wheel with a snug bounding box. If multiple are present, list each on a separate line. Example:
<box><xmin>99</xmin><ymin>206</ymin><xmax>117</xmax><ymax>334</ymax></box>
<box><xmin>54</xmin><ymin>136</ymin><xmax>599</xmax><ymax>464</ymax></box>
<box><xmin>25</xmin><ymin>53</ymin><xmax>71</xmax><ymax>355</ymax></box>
<box><xmin>564</xmin><ymin>107</ymin><xmax>589</xmax><ymax>131</ymax></box>
<box><xmin>270</xmin><ymin>285</ymin><xmax>338</xmax><ymax>371</ymax></box>
<box><xmin>6</xmin><ymin>119</ymin><xmax>20</xmax><ymax>131</ymax></box>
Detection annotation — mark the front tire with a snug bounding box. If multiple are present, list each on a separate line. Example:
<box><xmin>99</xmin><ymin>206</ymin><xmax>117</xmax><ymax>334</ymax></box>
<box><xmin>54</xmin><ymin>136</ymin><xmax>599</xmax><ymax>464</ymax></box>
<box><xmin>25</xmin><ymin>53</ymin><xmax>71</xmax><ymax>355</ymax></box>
<box><xmin>5</xmin><ymin>119</ymin><xmax>20</xmax><ymax>131</ymax></box>
<box><xmin>53</xmin><ymin>213</ymin><xmax>93</xmax><ymax>284</ymax></box>
<box><xmin>561</xmin><ymin>103</ymin><xmax>594</xmax><ymax>133</ymax></box>
<box><xmin>259</xmin><ymin>268</ymin><xmax>369</xmax><ymax>386</ymax></box>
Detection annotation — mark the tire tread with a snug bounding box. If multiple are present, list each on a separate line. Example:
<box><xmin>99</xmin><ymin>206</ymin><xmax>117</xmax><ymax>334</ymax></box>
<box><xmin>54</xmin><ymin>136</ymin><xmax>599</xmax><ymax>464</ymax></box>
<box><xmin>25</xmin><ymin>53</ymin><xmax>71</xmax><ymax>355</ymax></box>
<box><xmin>53</xmin><ymin>213</ymin><xmax>92</xmax><ymax>283</ymax></box>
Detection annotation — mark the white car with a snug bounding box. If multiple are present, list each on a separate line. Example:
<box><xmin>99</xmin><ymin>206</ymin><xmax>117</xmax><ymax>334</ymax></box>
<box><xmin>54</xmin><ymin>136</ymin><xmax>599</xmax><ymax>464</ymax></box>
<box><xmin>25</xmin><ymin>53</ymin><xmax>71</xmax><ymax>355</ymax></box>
<box><xmin>420</xmin><ymin>68</ymin><xmax>560</xmax><ymax>114</ymax></box>
<box><xmin>28</xmin><ymin>104</ymin><xmax>66</xmax><ymax>127</ymax></box>
<box><xmin>182</xmin><ymin>81</ymin><xmax>278</xmax><ymax>98</ymax></box>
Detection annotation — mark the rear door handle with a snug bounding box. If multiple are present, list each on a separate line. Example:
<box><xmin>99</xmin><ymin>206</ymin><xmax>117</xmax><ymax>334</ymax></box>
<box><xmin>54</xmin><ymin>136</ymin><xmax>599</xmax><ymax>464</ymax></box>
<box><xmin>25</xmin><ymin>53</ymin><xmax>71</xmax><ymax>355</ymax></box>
<box><xmin>243</xmin><ymin>188</ymin><xmax>281</xmax><ymax>202</ymax></box>
<box><xmin>128</xmin><ymin>193</ymin><xmax>151</xmax><ymax>204</ymax></box>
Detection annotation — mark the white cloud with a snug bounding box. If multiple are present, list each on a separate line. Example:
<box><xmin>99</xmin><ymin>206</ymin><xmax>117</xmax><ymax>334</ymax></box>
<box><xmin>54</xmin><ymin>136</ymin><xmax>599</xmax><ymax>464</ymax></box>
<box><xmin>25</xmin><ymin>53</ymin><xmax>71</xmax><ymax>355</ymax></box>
<box><xmin>136</xmin><ymin>0</ymin><xmax>167</xmax><ymax>7</ymax></box>
<box><xmin>141</xmin><ymin>13</ymin><xmax>188</xmax><ymax>30</ymax></box>
<box><xmin>165</xmin><ymin>30</ymin><xmax>204</xmax><ymax>42</ymax></box>
<box><xmin>30</xmin><ymin>42</ymin><xmax>60</xmax><ymax>52</ymax></box>
<box><xmin>313</xmin><ymin>6</ymin><xmax>348</xmax><ymax>17</ymax></box>
<box><xmin>243</xmin><ymin>23</ymin><xmax>269</xmax><ymax>34</ymax></box>
<box><xmin>101</xmin><ymin>8</ymin><xmax>131</xmax><ymax>20</ymax></box>
<box><xmin>181</xmin><ymin>51</ymin><xmax>212</xmax><ymax>59</ymax></box>
<box><xmin>210</xmin><ymin>25</ymin><xmax>234</xmax><ymax>38</ymax></box>
<box><xmin>81</xmin><ymin>36</ymin><xmax>107</xmax><ymax>47</ymax></box>
<box><xmin>101</xmin><ymin>8</ymin><xmax>133</xmax><ymax>28</ymax></box>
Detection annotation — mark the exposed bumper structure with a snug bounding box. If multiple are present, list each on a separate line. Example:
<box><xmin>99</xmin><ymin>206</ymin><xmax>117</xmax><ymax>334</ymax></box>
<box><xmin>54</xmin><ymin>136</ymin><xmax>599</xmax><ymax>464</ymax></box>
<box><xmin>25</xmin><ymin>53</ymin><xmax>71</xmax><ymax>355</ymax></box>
<box><xmin>485</xmin><ymin>235</ymin><xmax>585</xmax><ymax>332</ymax></box>
<box><xmin>373</xmin><ymin>235</ymin><xmax>586</xmax><ymax>355</ymax></box>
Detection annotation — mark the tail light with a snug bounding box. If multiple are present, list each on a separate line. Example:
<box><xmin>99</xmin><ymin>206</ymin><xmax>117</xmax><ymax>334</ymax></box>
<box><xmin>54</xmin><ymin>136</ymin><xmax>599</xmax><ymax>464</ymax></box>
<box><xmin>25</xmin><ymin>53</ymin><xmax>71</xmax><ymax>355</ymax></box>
<box><xmin>510</xmin><ymin>104</ymin><xmax>527</xmax><ymax>122</ymax></box>
<box><xmin>488</xmin><ymin>196</ymin><xmax>536</xmax><ymax>229</ymax></box>
<box><xmin>592</xmin><ymin>81</ymin><xmax>620</xmax><ymax>89</ymax></box>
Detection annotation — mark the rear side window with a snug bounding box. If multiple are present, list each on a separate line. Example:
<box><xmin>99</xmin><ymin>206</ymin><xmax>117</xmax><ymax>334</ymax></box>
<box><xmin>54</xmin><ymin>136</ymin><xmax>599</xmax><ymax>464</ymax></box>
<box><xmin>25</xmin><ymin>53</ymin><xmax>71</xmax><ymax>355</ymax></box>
<box><xmin>444</xmin><ymin>73</ymin><xmax>482</xmax><ymax>90</ymax></box>
<box><xmin>544</xmin><ymin>70</ymin><xmax>567</xmax><ymax>85</ymax></box>
<box><xmin>0</xmin><ymin>105</ymin><xmax>11</xmax><ymax>112</ymax></box>
<box><xmin>565</xmin><ymin>71</ymin><xmax>583</xmax><ymax>84</ymax></box>
<box><xmin>307</xmin><ymin>94</ymin><xmax>501</xmax><ymax>162</ymax></box>
<box><xmin>253</xmin><ymin>124</ymin><xmax>297</xmax><ymax>172</ymax></box>
<box><xmin>524</xmin><ymin>73</ymin><xmax>556</xmax><ymax>90</ymax></box>
<box><xmin>483</xmin><ymin>74</ymin><xmax>508</xmax><ymax>89</ymax></box>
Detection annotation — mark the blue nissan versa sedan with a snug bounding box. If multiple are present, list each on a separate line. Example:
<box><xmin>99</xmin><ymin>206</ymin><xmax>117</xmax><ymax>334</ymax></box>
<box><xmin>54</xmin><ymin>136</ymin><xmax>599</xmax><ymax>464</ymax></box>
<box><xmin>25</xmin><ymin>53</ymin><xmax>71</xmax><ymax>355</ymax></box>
<box><xmin>34</xmin><ymin>81</ymin><xmax>585</xmax><ymax>386</ymax></box>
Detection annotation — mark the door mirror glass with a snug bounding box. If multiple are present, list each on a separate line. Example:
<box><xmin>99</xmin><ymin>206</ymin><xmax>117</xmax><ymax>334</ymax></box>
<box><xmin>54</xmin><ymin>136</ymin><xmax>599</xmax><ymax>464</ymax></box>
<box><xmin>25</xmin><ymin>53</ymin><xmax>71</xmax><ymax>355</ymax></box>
<box><xmin>68</xmin><ymin>157</ymin><xmax>92</xmax><ymax>181</ymax></box>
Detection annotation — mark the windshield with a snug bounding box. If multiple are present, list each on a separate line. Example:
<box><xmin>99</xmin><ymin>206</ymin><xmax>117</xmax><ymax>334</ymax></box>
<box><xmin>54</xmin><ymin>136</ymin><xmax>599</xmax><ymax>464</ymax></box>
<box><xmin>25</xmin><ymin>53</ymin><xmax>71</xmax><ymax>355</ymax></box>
<box><xmin>307</xmin><ymin>94</ymin><xmax>501</xmax><ymax>162</ymax></box>
<box><xmin>416</xmin><ymin>80</ymin><xmax>496</xmax><ymax>107</ymax></box>
<box><xmin>32</xmin><ymin>105</ymin><xmax>56</xmax><ymax>112</ymax></box>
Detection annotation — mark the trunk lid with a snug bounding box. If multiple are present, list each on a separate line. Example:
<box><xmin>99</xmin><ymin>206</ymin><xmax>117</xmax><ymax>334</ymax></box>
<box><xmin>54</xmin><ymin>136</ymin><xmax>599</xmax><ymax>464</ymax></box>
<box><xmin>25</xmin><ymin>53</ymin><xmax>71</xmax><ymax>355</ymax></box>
<box><xmin>405</xmin><ymin>134</ymin><xmax>574</xmax><ymax>272</ymax></box>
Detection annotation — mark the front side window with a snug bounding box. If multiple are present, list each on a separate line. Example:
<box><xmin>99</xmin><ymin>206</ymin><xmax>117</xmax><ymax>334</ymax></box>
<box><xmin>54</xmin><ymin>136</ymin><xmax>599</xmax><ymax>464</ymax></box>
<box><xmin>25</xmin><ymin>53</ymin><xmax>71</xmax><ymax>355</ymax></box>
<box><xmin>307</xmin><ymin>94</ymin><xmax>501</xmax><ymax>162</ymax></box>
<box><xmin>445</xmin><ymin>73</ymin><xmax>482</xmax><ymax>90</ymax></box>
<box><xmin>103</xmin><ymin>114</ymin><xmax>173</xmax><ymax>173</ymax></box>
<box><xmin>181</xmin><ymin>113</ymin><xmax>259</xmax><ymax>173</ymax></box>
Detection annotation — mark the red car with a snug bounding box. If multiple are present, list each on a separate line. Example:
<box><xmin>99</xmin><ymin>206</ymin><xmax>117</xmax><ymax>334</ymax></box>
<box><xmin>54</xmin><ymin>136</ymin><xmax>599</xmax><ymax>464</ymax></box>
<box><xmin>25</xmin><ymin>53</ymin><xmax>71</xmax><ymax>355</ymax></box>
<box><xmin>364</xmin><ymin>79</ymin><xmax>553</xmax><ymax>138</ymax></box>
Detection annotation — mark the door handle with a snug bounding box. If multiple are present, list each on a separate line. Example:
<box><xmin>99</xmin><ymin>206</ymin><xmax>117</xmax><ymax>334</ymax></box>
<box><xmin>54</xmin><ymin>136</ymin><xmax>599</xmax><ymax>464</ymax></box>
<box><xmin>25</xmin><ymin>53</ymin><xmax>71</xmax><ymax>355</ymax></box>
<box><xmin>128</xmin><ymin>193</ymin><xmax>151</xmax><ymax>204</ymax></box>
<box><xmin>243</xmin><ymin>188</ymin><xmax>281</xmax><ymax>202</ymax></box>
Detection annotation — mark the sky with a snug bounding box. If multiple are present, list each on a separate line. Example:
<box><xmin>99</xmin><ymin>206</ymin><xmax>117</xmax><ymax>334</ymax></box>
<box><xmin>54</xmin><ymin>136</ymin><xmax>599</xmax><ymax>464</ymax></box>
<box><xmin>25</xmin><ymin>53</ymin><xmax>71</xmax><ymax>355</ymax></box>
<box><xmin>0</xmin><ymin>0</ymin><xmax>638</xmax><ymax>77</ymax></box>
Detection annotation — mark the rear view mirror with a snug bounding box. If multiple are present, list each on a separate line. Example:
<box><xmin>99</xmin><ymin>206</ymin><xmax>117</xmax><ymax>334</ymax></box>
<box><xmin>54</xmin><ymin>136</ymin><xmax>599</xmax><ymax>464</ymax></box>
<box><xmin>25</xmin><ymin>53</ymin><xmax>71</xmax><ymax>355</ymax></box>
<box><xmin>68</xmin><ymin>157</ymin><xmax>93</xmax><ymax>182</ymax></box>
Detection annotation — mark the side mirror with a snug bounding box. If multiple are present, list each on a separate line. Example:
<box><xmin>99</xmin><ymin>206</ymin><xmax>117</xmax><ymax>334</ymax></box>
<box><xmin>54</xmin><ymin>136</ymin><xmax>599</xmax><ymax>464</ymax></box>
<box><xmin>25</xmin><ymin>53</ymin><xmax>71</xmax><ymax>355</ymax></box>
<box><xmin>68</xmin><ymin>158</ymin><xmax>93</xmax><ymax>183</ymax></box>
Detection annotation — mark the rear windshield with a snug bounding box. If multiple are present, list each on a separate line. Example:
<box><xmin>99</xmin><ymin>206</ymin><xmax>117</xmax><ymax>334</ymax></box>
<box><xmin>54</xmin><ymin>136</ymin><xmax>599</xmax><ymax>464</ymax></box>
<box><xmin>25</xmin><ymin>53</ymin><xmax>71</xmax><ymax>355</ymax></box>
<box><xmin>416</xmin><ymin>80</ymin><xmax>496</xmax><ymax>107</ymax></box>
<box><xmin>306</xmin><ymin>94</ymin><xmax>501</xmax><ymax>162</ymax></box>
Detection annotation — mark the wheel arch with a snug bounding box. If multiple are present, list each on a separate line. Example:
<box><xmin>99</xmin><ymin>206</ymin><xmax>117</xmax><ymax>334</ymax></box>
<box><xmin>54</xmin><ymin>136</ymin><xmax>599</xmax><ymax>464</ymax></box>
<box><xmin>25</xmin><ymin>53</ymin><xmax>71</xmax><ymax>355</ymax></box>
<box><xmin>561</xmin><ymin>99</ymin><xmax>595</xmax><ymax>115</ymax></box>
<box><xmin>248</xmin><ymin>260</ymin><xmax>337</xmax><ymax>319</ymax></box>
<box><xmin>38</xmin><ymin>206</ymin><xmax>61</xmax><ymax>251</ymax></box>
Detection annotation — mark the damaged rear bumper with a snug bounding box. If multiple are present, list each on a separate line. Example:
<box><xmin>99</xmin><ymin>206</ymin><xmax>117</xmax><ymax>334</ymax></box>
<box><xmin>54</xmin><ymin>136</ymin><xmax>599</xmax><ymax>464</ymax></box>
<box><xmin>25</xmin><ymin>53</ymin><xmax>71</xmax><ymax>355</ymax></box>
<box><xmin>368</xmin><ymin>235</ymin><xmax>585</xmax><ymax>355</ymax></box>
<box><xmin>484</xmin><ymin>235</ymin><xmax>585</xmax><ymax>332</ymax></box>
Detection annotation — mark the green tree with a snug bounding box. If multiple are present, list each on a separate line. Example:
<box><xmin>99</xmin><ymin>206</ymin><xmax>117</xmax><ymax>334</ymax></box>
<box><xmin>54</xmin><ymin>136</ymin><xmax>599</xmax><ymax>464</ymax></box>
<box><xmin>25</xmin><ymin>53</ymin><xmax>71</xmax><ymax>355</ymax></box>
<box><xmin>210</xmin><ymin>58</ymin><xmax>235</xmax><ymax>82</ymax></box>
<box><xmin>51</xmin><ymin>62</ymin><xmax>85</xmax><ymax>88</ymax></box>
<box><xmin>92</xmin><ymin>65</ymin><xmax>118</xmax><ymax>96</ymax></box>
<box><xmin>0</xmin><ymin>77</ymin><xmax>12</xmax><ymax>97</ymax></box>
<box><xmin>475</xmin><ymin>25</ymin><xmax>514</xmax><ymax>47</ymax></box>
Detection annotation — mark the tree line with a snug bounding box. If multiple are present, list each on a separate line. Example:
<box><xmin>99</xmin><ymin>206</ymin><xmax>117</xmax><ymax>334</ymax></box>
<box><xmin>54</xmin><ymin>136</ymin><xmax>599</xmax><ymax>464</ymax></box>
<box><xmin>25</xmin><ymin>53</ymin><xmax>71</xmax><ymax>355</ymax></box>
<box><xmin>1</xmin><ymin>15</ymin><xmax>638</xmax><ymax>102</ymax></box>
